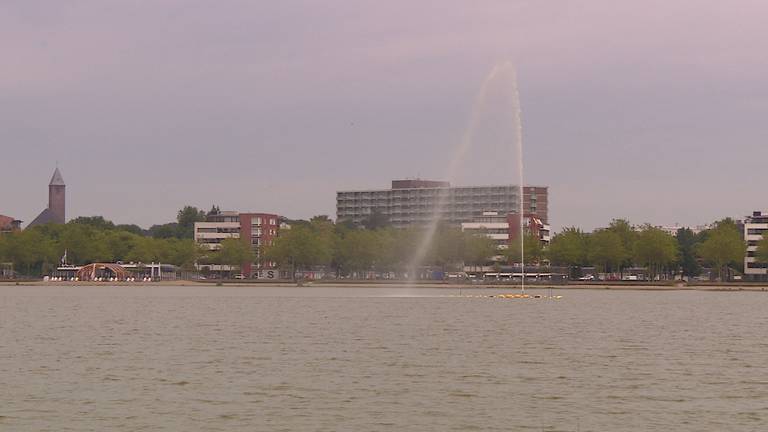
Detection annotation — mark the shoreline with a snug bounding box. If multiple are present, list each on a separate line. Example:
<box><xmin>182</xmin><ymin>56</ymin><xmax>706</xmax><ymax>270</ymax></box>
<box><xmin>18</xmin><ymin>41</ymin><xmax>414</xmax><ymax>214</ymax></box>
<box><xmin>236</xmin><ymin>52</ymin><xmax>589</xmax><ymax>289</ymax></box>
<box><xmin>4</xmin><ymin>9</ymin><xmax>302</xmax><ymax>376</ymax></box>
<box><xmin>1</xmin><ymin>280</ymin><xmax>768</xmax><ymax>291</ymax></box>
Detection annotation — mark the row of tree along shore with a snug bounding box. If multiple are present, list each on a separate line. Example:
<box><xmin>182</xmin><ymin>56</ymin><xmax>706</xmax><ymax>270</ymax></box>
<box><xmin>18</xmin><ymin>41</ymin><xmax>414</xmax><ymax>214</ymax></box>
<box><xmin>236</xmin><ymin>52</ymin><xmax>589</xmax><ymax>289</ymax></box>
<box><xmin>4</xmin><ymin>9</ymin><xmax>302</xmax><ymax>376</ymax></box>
<box><xmin>1</xmin><ymin>205</ymin><xmax>767</xmax><ymax>281</ymax></box>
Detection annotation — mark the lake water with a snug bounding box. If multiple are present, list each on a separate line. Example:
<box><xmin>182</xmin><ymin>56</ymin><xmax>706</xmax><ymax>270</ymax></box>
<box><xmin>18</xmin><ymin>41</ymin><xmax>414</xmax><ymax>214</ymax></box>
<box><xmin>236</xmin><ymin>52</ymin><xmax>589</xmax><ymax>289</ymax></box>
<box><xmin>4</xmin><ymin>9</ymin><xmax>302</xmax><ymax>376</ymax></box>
<box><xmin>1</xmin><ymin>285</ymin><xmax>767</xmax><ymax>431</ymax></box>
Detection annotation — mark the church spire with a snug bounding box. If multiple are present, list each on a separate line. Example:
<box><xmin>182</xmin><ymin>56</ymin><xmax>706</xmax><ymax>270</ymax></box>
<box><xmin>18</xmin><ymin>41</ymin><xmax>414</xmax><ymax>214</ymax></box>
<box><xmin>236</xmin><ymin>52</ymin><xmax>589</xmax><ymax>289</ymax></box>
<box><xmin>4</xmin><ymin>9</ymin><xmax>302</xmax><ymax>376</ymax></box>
<box><xmin>49</xmin><ymin>167</ymin><xmax>65</xmax><ymax>186</ymax></box>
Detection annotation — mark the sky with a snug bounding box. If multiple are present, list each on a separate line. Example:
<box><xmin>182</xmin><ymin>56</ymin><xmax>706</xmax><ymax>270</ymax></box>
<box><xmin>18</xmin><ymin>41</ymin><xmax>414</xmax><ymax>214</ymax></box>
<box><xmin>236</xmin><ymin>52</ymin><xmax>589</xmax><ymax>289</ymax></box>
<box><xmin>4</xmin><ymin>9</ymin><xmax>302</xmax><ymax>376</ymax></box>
<box><xmin>2</xmin><ymin>0</ymin><xmax>767</xmax><ymax>232</ymax></box>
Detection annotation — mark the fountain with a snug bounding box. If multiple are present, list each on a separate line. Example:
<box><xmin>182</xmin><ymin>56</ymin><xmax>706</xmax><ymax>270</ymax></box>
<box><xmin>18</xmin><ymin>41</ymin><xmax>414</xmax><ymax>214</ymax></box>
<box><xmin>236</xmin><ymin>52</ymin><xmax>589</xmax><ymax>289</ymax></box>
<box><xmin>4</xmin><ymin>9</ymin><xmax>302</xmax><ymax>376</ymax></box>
<box><xmin>407</xmin><ymin>62</ymin><xmax>527</xmax><ymax>293</ymax></box>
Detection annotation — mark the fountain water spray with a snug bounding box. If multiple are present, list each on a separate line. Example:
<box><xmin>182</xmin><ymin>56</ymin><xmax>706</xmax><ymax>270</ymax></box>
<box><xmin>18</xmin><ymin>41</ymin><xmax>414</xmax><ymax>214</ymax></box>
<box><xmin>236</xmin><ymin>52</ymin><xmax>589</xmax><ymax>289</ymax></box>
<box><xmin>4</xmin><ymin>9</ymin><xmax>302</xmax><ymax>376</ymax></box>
<box><xmin>408</xmin><ymin>62</ymin><xmax>526</xmax><ymax>293</ymax></box>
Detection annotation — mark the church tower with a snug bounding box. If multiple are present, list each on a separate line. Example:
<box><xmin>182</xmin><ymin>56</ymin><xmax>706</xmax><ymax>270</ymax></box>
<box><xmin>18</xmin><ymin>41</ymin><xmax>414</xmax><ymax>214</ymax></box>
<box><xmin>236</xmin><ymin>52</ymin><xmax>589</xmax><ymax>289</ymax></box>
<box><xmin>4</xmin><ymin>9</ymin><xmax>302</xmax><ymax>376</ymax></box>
<box><xmin>49</xmin><ymin>167</ymin><xmax>66</xmax><ymax>224</ymax></box>
<box><xmin>28</xmin><ymin>167</ymin><xmax>66</xmax><ymax>228</ymax></box>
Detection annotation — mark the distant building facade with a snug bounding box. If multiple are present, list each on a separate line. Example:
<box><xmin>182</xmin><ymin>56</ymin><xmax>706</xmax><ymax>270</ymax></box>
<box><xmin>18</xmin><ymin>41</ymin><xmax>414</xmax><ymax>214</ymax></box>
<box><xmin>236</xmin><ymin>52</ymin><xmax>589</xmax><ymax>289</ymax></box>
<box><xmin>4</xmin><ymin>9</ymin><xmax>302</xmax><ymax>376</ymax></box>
<box><xmin>194</xmin><ymin>210</ymin><xmax>281</xmax><ymax>277</ymax></box>
<box><xmin>744</xmin><ymin>211</ymin><xmax>768</xmax><ymax>281</ymax></box>
<box><xmin>461</xmin><ymin>211</ymin><xmax>551</xmax><ymax>250</ymax></box>
<box><xmin>0</xmin><ymin>215</ymin><xmax>22</xmax><ymax>234</ymax></box>
<box><xmin>656</xmin><ymin>223</ymin><xmax>712</xmax><ymax>237</ymax></box>
<box><xmin>337</xmin><ymin>179</ymin><xmax>548</xmax><ymax>228</ymax></box>
<box><xmin>28</xmin><ymin>167</ymin><xmax>66</xmax><ymax>228</ymax></box>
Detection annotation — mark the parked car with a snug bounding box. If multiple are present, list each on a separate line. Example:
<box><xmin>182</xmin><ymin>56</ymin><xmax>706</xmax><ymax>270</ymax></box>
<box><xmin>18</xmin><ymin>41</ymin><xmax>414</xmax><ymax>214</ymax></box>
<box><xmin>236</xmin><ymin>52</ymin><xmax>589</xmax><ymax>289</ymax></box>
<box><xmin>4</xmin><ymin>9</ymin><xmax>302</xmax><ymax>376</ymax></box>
<box><xmin>234</xmin><ymin>274</ymin><xmax>246</xmax><ymax>280</ymax></box>
<box><xmin>578</xmin><ymin>275</ymin><xmax>595</xmax><ymax>281</ymax></box>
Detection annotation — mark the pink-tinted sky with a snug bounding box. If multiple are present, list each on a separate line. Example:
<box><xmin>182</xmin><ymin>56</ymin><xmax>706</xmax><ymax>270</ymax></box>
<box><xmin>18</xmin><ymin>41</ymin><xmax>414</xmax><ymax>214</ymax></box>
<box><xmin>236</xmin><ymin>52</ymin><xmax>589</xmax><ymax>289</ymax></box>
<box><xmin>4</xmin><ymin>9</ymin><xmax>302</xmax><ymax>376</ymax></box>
<box><xmin>2</xmin><ymin>1</ymin><xmax>767</xmax><ymax>231</ymax></box>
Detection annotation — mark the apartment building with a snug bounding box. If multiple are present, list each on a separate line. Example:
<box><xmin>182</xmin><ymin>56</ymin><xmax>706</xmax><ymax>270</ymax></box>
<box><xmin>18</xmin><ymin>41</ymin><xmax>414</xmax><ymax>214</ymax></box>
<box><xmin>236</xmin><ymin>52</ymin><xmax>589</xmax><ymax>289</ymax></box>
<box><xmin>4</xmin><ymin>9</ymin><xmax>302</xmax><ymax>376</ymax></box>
<box><xmin>194</xmin><ymin>210</ymin><xmax>280</xmax><ymax>277</ymax></box>
<box><xmin>337</xmin><ymin>179</ymin><xmax>548</xmax><ymax>228</ymax></box>
<box><xmin>744</xmin><ymin>211</ymin><xmax>768</xmax><ymax>281</ymax></box>
<box><xmin>461</xmin><ymin>211</ymin><xmax>551</xmax><ymax>250</ymax></box>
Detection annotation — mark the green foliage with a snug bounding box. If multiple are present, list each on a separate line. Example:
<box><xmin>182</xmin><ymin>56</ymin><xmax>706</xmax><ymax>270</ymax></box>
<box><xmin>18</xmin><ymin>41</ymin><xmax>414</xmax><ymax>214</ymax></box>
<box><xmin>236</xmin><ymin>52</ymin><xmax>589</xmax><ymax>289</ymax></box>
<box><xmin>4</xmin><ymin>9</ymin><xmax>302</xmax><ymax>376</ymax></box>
<box><xmin>756</xmin><ymin>235</ymin><xmax>768</xmax><ymax>264</ymax></box>
<box><xmin>148</xmin><ymin>223</ymin><xmax>180</xmax><ymax>239</ymax></box>
<box><xmin>547</xmin><ymin>227</ymin><xmax>588</xmax><ymax>267</ymax></box>
<box><xmin>176</xmin><ymin>206</ymin><xmax>206</xmax><ymax>239</ymax></box>
<box><xmin>463</xmin><ymin>233</ymin><xmax>497</xmax><ymax>267</ymax></box>
<box><xmin>505</xmin><ymin>232</ymin><xmax>544</xmax><ymax>264</ymax></box>
<box><xmin>606</xmin><ymin>219</ymin><xmax>637</xmax><ymax>269</ymax></box>
<box><xmin>588</xmin><ymin>229</ymin><xmax>627</xmax><ymax>273</ymax></box>
<box><xmin>265</xmin><ymin>221</ymin><xmax>496</xmax><ymax>277</ymax></box>
<box><xmin>676</xmin><ymin>228</ymin><xmax>701</xmax><ymax>277</ymax></box>
<box><xmin>361</xmin><ymin>209</ymin><xmax>390</xmax><ymax>230</ymax></box>
<box><xmin>217</xmin><ymin>238</ymin><xmax>255</xmax><ymax>274</ymax></box>
<box><xmin>264</xmin><ymin>220</ymin><xmax>334</xmax><ymax>272</ymax></box>
<box><xmin>0</xmin><ymin>219</ymin><xmax>201</xmax><ymax>276</ymax></box>
<box><xmin>335</xmin><ymin>229</ymin><xmax>380</xmax><ymax>274</ymax></box>
<box><xmin>0</xmin><ymin>228</ymin><xmax>57</xmax><ymax>275</ymax></box>
<box><xmin>698</xmin><ymin>222</ymin><xmax>745</xmax><ymax>280</ymax></box>
<box><xmin>115</xmin><ymin>224</ymin><xmax>145</xmax><ymax>236</ymax></box>
<box><xmin>633</xmin><ymin>225</ymin><xmax>679</xmax><ymax>278</ymax></box>
<box><xmin>69</xmin><ymin>216</ymin><xmax>116</xmax><ymax>230</ymax></box>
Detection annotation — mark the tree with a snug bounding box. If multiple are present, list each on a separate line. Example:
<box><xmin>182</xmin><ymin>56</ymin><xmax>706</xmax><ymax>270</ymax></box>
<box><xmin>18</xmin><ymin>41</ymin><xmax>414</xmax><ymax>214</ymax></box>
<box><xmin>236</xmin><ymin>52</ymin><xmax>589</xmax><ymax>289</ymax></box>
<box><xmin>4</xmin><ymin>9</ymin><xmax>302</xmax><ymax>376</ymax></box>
<box><xmin>757</xmin><ymin>235</ymin><xmax>768</xmax><ymax>264</ymax></box>
<box><xmin>103</xmin><ymin>230</ymin><xmax>141</xmax><ymax>262</ymax></box>
<box><xmin>335</xmin><ymin>229</ymin><xmax>379</xmax><ymax>276</ymax></box>
<box><xmin>588</xmin><ymin>229</ymin><xmax>627</xmax><ymax>273</ymax></box>
<box><xmin>606</xmin><ymin>219</ymin><xmax>636</xmax><ymax>272</ymax></box>
<box><xmin>149</xmin><ymin>223</ymin><xmax>180</xmax><ymax>239</ymax></box>
<box><xmin>676</xmin><ymin>228</ymin><xmax>701</xmax><ymax>277</ymax></box>
<box><xmin>361</xmin><ymin>209</ymin><xmax>390</xmax><ymax>230</ymax></box>
<box><xmin>115</xmin><ymin>224</ymin><xmax>146</xmax><ymax>236</ymax></box>
<box><xmin>59</xmin><ymin>224</ymin><xmax>113</xmax><ymax>264</ymax></box>
<box><xmin>698</xmin><ymin>222</ymin><xmax>745</xmax><ymax>281</ymax></box>
<box><xmin>69</xmin><ymin>216</ymin><xmax>116</xmax><ymax>230</ymax></box>
<box><xmin>264</xmin><ymin>223</ymin><xmax>333</xmax><ymax>278</ymax></box>
<box><xmin>428</xmin><ymin>226</ymin><xmax>466</xmax><ymax>271</ymax></box>
<box><xmin>217</xmin><ymin>238</ymin><xmax>255</xmax><ymax>277</ymax></box>
<box><xmin>505</xmin><ymin>232</ymin><xmax>544</xmax><ymax>265</ymax></box>
<box><xmin>547</xmin><ymin>227</ymin><xmax>588</xmax><ymax>277</ymax></box>
<box><xmin>548</xmin><ymin>228</ymin><xmax>588</xmax><ymax>266</ymax></box>
<box><xmin>168</xmin><ymin>239</ymin><xmax>203</xmax><ymax>270</ymax></box>
<box><xmin>0</xmin><ymin>229</ymin><xmax>57</xmax><ymax>275</ymax></box>
<box><xmin>463</xmin><ymin>233</ymin><xmax>497</xmax><ymax>269</ymax></box>
<box><xmin>176</xmin><ymin>206</ymin><xmax>206</xmax><ymax>239</ymax></box>
<box><xmin>633</xmin><ymin>225</ymin><xmax>678</xmax><ymax>280</ymax></box>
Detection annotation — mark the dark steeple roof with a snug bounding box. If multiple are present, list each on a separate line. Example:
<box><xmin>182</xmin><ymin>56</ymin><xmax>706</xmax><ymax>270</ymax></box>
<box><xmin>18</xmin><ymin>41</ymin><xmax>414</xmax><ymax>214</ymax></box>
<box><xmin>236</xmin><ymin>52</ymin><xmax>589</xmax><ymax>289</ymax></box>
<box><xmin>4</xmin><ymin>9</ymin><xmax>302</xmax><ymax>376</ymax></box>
<box><xmin>27</xmin><ymin>208</ymin><xmax>57</xmax><ymax>228</ymax></box>
<box><xmin>49</xmin><ymin>167</ymin><xmax>65</xmax><ymax>186</ymax></box>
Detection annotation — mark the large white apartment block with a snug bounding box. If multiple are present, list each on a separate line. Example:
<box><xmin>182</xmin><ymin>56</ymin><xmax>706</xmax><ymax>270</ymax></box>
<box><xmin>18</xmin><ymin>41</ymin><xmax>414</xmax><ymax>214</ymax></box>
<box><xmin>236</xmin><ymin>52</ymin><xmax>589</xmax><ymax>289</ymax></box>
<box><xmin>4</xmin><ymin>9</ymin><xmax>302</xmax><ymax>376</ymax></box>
<box><xmin>337</xmin><ymin>179</ymin><xmax>548</xmax><ymax>228</ymax></box>
<box><xmin>744</xmin><ymin>211</ymin><xmax>768</xmax><ymax>281</ymax></box>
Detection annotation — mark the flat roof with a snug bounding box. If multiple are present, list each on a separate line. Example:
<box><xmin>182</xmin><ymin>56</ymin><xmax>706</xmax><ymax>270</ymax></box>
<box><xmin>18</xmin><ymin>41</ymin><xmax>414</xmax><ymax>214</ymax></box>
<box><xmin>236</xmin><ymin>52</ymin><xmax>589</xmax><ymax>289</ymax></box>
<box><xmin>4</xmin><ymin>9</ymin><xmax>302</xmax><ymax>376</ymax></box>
<box><xmin>337</xmin><ymin>184</ymin><xmax>548</xmax><ymax>194</ymax></box>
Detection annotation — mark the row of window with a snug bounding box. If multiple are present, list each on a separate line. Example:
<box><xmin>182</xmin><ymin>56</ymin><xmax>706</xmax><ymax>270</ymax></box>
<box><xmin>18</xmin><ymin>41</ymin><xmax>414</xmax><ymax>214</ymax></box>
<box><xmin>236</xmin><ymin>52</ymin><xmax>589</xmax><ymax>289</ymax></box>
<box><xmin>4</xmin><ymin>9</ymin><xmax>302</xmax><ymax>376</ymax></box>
<box><xmin>249</xmin><ymin>217</ymin><xmax>278</xmax><ymax>226</ymax></box>
<box><xmin>251</xmin><ymin>229</ymin><xmax>277</xmax><ymax>236</ymax></box>
<box><xmin>196</xmin><ymin>227</ymin><xmax>239</xmax><ymax>234</ymax></box>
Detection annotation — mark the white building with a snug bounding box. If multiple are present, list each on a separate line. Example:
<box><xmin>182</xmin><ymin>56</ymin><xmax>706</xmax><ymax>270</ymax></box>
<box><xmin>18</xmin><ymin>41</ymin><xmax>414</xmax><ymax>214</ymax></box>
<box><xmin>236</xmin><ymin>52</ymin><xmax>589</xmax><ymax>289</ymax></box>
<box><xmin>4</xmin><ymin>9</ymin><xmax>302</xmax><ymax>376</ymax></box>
<box><xmin>656</xmin><ymin>223</ymin><xmax>712</xmax><ymax>237</ymax></box>
<box><xmin>744</xmin><ymin>211</ymin><xmax>768</xmax><ymax>281</ymax></box>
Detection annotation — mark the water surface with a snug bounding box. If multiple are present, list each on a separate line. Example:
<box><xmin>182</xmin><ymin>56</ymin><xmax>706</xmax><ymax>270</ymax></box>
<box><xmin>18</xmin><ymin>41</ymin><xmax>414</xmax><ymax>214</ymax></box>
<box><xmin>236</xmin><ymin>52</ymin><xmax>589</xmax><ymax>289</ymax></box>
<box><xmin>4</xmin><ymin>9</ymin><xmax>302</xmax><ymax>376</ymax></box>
<box><xmin>1</xmin><ymin>285</ymin><xmax>767</xmax><ymax>431</ymax></box>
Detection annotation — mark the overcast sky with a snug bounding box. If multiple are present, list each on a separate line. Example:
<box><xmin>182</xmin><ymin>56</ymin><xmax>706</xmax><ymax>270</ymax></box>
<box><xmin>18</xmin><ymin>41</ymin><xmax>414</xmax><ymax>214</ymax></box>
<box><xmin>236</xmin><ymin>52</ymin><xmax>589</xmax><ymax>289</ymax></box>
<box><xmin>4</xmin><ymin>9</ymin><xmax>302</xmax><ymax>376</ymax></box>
<box><xmin>2</xmin><ymin>1</ymin><xmax>767</xmax><ymax>231</ymax></box>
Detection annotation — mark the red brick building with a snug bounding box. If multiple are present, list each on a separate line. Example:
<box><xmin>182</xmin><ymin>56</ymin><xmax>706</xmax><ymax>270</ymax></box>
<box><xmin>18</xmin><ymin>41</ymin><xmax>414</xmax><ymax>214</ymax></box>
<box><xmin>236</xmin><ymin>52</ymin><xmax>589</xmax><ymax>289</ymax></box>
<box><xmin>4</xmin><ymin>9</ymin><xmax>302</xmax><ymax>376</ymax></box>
<box><xmin>238</xmin><ymin>213</ymin><xmax>280</xmax><ymax>277</ymax></box>
<box><xmin>194</xmin><ymin>211</ymin><xmax>280</xmax><ymax>277</ymax></box>
<box><xmin>0</xmin><ymin>215</ymin><xmax>22</xmax><ymax>234</ymax></box>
